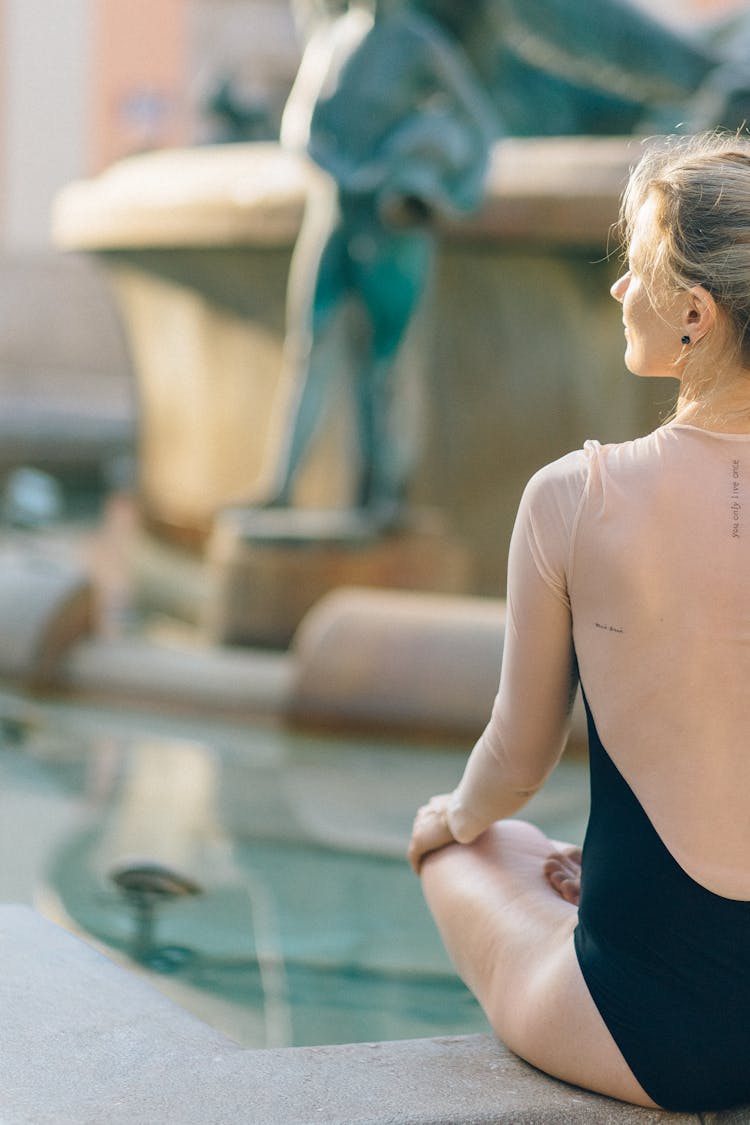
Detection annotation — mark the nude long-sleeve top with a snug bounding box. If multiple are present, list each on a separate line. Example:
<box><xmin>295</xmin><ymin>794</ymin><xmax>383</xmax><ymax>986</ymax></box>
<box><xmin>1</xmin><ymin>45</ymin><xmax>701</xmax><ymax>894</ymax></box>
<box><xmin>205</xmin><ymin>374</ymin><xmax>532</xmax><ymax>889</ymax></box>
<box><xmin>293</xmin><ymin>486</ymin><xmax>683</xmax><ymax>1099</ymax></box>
<box><xmin>446</xmin><ymin>423</ymin><xmax>750</xmax><ymax>899</ymax></box>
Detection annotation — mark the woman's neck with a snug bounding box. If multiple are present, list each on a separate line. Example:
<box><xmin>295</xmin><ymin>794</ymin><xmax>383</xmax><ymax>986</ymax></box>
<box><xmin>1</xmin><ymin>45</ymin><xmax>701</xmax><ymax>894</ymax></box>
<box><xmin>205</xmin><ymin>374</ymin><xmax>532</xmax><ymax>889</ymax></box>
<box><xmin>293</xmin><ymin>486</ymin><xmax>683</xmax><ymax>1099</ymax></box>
<box><xmin>674</xmin><ymin>365</ymin><xmax>750</xmax><ymax>433</ymax></box>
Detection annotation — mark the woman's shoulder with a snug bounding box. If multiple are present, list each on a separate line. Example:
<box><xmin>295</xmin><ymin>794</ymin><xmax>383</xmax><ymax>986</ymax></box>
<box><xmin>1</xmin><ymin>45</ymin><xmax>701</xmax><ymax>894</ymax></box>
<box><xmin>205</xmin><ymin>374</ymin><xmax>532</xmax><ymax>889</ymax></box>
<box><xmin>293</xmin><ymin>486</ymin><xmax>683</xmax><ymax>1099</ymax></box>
<box><xmin>529</xmin><ymin>445</ymin><xmax>592</xmax><ymax>488</ymax></box>
<box><xmin>581</xmin><ymin>423</ymin><xmax>707</xmax><ymax>480</ymax></box>
<box><xmin>525</xmin><ymin>445</ymin><xmax>595</xmax><ymax>504</ymax></box>
<box><xmin>524</xmin><ymin>427</ymin><xmax>674</xmax><ymax>514</ymax></box>
<box><xmin>520</xmin><ymin>447</ymin><xmax>592</xmax><ymax>533</ymax></box>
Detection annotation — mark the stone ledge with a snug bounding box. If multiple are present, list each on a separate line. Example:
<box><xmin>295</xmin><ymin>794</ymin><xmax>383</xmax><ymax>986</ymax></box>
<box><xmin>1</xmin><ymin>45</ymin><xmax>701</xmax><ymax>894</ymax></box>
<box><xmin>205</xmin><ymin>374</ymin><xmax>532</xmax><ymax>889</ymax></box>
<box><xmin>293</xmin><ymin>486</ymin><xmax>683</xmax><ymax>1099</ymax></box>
<box><xmin>0</xmin><ymin>904</ymin><xmax>720</xmax><ymax>1124</ymax></box>
<box><xmin>52</xmin><ymin>136</ymin><xmax>636</xmax><ymax>254</ymax></box>
<box><xmin>0</xmin><ymin>549</ymin><xmax>94</xmax><ymax>687</ymax></box>
<box><xmin>444</xmin><ymin>135</ymin><xmax>639</xmax><ymax>248</ymax></box>
<box><xmin>289</xmin><ymin>586</ymin><xmax>589</xmax><ymax>745</ymax></box>
<box><xmin>222</xmin><ymin>1036</ymin><xmax>693</xmax><ymax>1125</ymax></box>
<box><xmin>290</xmin><ymin>586</ymin><xmax>505</xmax><ymax>736</ymax></box>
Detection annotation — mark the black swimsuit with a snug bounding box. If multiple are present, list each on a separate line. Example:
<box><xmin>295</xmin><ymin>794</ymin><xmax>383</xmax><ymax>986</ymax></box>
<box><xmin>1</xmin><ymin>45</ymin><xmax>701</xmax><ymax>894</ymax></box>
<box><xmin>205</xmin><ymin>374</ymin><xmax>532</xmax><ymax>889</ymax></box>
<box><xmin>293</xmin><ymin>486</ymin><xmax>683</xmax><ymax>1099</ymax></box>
<box><xmin>574</xmin><ymin>694</ymin><xmax>750</xmax><ymax>1113</ymax></box>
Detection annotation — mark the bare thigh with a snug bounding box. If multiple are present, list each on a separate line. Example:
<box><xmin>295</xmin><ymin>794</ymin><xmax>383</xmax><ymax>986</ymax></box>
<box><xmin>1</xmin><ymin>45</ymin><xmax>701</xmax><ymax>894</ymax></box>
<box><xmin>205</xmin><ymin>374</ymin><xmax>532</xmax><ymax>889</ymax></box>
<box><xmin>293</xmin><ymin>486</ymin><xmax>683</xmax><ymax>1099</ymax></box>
<box><xmin>420</xmin><ymin>819</ymin><xmax>659</xmax><ymax>1108</ymax></box>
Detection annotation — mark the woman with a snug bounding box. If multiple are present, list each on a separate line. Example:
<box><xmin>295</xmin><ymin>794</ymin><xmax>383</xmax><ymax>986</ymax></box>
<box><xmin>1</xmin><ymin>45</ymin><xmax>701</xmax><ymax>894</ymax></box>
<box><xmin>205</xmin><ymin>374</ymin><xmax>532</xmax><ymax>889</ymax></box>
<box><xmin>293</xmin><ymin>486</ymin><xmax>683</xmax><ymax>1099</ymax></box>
<box><xmin>408</xmin><ymin>131</ymin><xmax>750</xmax><ymax>1113</ymax></box>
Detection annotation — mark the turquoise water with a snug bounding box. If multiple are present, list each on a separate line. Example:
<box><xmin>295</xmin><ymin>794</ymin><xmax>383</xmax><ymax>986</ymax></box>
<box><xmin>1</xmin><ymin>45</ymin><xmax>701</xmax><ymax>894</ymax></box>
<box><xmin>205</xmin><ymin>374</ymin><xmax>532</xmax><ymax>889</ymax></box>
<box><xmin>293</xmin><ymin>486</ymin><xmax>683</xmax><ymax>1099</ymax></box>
<box><xmin>0</xmin><ymin>687</ymin><xmax>588</xmax><ymax>1048</ymax></box>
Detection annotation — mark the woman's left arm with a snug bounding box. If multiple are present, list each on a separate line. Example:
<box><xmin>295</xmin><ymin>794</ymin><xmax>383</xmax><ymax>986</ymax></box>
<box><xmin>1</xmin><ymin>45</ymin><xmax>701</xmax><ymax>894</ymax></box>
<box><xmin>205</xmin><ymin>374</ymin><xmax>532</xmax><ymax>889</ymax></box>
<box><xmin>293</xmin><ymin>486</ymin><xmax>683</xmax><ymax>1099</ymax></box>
<box><xmin>408</xmin><ymin>455</ymin><xmax>586</xmax><ymax>872</ymax></box>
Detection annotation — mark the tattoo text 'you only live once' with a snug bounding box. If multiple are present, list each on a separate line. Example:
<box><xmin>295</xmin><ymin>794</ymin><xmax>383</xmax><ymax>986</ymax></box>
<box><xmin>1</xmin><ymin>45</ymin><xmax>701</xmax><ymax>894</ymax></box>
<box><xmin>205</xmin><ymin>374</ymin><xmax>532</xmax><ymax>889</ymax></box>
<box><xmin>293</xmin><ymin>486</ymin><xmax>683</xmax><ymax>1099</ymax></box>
<box><xmin>731</xmin><ymin>459</ymin><xmax>742</xmax><ymax>540</ymax></box>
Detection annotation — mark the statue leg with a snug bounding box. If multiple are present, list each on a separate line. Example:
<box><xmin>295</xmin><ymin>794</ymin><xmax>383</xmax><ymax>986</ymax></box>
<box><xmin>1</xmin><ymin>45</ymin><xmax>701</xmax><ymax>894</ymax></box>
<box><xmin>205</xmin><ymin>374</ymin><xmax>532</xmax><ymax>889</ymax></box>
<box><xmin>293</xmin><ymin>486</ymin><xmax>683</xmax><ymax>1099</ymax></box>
<box><xmin>258</xmin><ymin>183</ymin><xmax>351</xmax><ymax>506</ymax></box>
<box><xmin>355</xmin><ymin>228</ymin><xmax>433</xmax><ymax>510</ymax></box>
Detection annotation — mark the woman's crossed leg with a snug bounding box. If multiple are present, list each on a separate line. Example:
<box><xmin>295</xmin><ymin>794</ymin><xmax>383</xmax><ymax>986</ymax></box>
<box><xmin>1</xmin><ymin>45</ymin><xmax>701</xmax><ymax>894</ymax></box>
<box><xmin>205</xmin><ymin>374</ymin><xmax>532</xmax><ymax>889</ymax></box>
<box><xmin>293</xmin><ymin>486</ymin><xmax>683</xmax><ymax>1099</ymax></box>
<box><xmin>419</xmin><ymin>819</ymin><xmax>658</xmax><ymax>1108</ymax></box>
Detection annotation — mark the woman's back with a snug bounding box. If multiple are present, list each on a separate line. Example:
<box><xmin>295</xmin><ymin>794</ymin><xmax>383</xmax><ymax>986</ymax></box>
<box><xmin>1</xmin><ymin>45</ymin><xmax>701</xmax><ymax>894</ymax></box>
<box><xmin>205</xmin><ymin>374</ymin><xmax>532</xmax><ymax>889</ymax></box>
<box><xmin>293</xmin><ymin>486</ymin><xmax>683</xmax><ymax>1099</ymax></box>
<box><xmin>570</xmin><ymin>423</ymin><xmax>750</xmax><ymax>897</ymax></box>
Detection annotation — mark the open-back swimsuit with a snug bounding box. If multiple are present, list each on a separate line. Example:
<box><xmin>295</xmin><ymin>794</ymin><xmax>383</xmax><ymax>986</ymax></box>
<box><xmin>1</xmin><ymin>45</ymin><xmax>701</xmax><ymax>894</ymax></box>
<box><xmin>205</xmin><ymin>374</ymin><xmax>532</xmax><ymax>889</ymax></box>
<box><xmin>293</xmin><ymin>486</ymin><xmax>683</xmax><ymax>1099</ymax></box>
<box><xmin>575</xmin><ymin>694</ymin><xmax>750</xmax><ymax>1112</ymax></box>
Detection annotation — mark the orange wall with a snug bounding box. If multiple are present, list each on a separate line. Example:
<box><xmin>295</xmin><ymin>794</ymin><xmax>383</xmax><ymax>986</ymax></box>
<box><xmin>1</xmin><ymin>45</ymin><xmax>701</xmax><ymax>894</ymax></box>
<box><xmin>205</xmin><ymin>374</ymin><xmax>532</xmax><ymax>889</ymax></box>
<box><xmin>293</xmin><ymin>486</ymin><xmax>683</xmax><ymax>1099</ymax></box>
<box><xmin>89</xmin><ymin>0</ymin><xmax>190</xmax><ymax>173</ymax></box>
<box><xmin>636</xmin><ymin>0</ymin><xmax>747</xmax><ymax>21</ymax></box>
<box><xmin>695</xmin><ymin>0</ymin><xmax>748</xmax><ymax>11</ymax></box>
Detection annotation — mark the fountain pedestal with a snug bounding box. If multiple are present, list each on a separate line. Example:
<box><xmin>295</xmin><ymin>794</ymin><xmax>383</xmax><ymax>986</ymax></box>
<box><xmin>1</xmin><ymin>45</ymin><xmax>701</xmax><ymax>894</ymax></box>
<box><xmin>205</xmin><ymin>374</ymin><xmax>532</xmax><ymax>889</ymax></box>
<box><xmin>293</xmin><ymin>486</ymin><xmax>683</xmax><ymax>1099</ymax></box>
<box><xmin>205</xmin><ymin>507</ymin><xmax>470</xmax><ymax>648</ymax></box>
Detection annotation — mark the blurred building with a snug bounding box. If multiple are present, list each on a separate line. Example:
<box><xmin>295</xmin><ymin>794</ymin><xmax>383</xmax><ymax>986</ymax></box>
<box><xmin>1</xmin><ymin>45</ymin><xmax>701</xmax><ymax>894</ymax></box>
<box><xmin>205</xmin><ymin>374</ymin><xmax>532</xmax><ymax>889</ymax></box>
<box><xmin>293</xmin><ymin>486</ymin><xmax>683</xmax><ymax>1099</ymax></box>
<box><xmin>0</xmin><ymin>0</ymin><xmax>301</xmax><ymax>487</ymax></box>
<box><xmin>0</xmin><ymin>0</ymin><xmax>300</xmax><ymax>252</ymax></box>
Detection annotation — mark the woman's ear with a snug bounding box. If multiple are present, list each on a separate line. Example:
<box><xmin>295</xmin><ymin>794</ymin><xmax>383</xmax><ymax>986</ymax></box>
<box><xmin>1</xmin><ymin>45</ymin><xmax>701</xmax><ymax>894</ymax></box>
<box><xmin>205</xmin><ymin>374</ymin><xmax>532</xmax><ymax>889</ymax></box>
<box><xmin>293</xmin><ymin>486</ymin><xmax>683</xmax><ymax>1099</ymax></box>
<box><xmin>685</xmin><ymin>285</ymin><xmax>717</xmax><ymax>343</ymax></box>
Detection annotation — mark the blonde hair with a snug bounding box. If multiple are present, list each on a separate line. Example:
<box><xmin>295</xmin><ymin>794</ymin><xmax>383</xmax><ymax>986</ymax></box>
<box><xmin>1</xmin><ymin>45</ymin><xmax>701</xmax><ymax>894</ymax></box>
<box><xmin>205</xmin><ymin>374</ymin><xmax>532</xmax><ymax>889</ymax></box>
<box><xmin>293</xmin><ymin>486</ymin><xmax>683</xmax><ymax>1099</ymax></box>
<box><xmin>621</xmin><ymin>132</ymin><xmax>750</xmax><ymax>419</ymax></box>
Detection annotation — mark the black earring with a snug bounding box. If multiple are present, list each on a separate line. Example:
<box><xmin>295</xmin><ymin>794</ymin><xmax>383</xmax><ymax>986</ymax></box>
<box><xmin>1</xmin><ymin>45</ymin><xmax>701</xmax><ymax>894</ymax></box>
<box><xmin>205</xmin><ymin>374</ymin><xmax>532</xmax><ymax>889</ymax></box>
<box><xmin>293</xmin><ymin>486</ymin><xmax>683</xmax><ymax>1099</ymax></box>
<box><xmin>681</xmin><ymin>334</ymin><xmax>691</xmax><ymax>345</ymax></box>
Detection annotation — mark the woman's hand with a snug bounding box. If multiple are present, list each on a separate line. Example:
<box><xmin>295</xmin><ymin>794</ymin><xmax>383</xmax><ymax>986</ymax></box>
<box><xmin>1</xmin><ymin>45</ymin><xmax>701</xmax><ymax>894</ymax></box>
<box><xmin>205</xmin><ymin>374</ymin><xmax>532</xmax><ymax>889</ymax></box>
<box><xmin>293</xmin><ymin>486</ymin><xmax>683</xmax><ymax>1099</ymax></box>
<box><xmin>408</xmin><ymin>793</ymin><xmax>457</xmax><ymax>874</ymax></box>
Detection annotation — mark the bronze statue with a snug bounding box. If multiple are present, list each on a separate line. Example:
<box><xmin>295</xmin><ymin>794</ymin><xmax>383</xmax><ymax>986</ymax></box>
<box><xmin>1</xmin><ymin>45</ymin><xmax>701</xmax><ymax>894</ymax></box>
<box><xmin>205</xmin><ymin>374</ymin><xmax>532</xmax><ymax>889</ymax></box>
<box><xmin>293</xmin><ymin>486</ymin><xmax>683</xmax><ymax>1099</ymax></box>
<box><xmin>248</xmin><ymin>0</ymin><xmax>750</xmax><ymax>517</ymax></box>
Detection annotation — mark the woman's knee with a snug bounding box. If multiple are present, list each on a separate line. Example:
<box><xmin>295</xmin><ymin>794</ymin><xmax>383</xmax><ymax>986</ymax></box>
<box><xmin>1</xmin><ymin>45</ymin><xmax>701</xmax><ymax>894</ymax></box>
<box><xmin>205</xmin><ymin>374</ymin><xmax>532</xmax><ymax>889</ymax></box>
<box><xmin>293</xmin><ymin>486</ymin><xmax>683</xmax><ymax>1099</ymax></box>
<box><xmin>419</xmin><ymin>820</ymin><xmax>579</xmax><ymax>1016</ymax></box>
<box><xmin>466</xmin><ymin>818</ymin><xmax>556</xmax><ymax>864</ymax></box>
<box><xmin>420</xmin><ymin>819</ymin><xmax>554</xmax><ymax>892</ymax></box>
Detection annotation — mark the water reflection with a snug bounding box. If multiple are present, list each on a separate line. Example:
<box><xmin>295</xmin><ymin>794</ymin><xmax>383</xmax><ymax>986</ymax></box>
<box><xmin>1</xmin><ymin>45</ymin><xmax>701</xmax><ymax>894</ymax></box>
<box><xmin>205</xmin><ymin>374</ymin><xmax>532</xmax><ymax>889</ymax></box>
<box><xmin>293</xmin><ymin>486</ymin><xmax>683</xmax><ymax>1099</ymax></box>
<box><xmin>0</xmin><ymin>691</ymin><xmax>586</xmax><ymax>1046</ymax></box>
